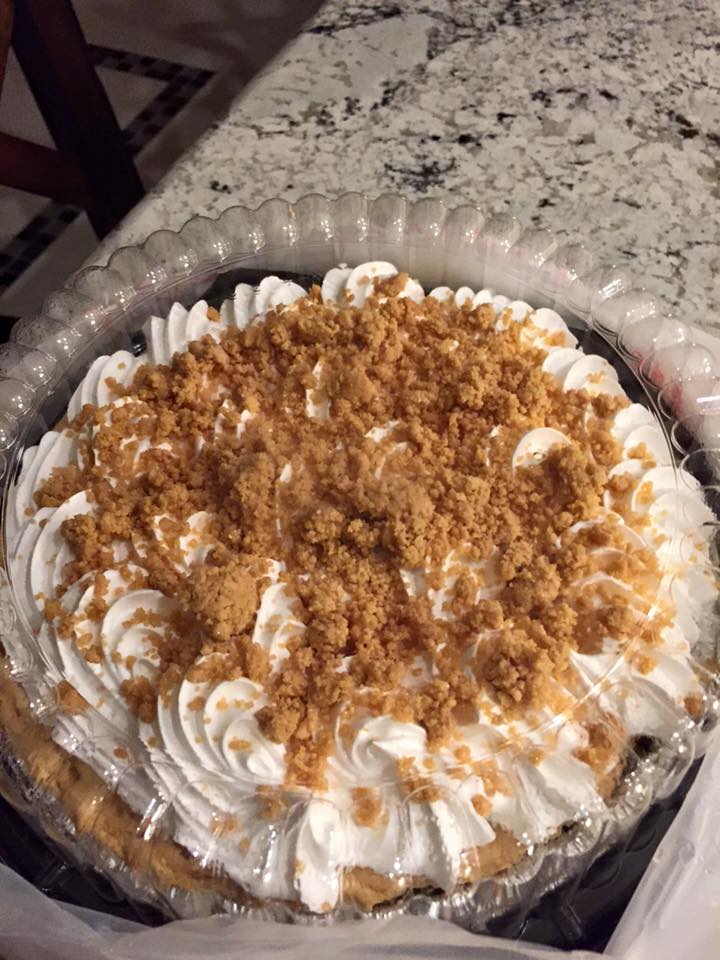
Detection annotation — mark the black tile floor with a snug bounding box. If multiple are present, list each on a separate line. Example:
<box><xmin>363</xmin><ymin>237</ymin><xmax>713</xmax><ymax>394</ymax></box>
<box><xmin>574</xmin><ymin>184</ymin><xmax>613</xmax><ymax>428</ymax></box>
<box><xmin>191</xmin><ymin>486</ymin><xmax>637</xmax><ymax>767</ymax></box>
<box><xmin>0</xmin><ymin>46</ymin><xmax>214</xmax><ymax>307</ymax></box>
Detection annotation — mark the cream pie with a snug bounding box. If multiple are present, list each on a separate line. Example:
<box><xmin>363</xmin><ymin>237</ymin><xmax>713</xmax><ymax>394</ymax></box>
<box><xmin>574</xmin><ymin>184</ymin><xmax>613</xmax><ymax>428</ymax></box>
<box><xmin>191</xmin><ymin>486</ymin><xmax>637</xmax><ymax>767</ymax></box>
<box><xmin>2</xmin><ymin>262</ymin><xmax>715</xmax><ymax>913</ymax></box>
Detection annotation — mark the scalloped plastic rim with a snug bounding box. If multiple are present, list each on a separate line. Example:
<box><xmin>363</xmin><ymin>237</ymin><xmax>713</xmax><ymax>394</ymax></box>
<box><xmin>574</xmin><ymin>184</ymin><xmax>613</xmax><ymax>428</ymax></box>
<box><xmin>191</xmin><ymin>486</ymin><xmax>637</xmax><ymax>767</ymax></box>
<box><xmin>0</xmin><ymin>193</ymin><xmax>719</xmax><ymax>931</ymax></box>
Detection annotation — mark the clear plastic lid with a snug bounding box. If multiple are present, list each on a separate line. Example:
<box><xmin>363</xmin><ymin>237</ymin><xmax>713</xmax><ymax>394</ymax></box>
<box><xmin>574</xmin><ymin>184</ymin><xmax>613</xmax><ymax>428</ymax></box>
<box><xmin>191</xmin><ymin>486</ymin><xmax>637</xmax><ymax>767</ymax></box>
<box><xmin>0</xmin><ymin>194</ymin><xmax>717</xmax><ymax>930</ymax></box>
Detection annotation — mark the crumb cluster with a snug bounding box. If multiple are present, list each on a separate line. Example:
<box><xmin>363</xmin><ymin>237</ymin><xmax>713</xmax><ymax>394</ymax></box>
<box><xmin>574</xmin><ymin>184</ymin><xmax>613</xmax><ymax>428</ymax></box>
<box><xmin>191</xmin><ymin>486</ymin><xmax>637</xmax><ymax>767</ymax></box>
<box><xmin>36</xmin><ymin>276</ymin><xmax>667</xmax><ymax>795</ymax></box>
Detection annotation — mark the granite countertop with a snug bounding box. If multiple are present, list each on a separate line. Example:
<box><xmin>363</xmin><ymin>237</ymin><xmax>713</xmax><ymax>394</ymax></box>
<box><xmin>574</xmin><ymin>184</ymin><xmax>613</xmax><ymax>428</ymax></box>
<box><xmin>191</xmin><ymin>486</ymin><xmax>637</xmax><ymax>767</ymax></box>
<box><xmin>94</xmin><ymin>0</ymin><xmax>720</xmax><ymax>329</ymax></box>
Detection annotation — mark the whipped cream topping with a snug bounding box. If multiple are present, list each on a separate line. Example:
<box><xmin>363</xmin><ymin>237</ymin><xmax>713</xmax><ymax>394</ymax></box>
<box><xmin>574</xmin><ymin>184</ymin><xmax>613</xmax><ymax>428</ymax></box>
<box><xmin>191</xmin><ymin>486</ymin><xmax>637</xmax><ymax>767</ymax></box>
<box><xmin>5</xmin><ymin>263</ymin><xmax>716</xmax><ymax>913</ymax></box>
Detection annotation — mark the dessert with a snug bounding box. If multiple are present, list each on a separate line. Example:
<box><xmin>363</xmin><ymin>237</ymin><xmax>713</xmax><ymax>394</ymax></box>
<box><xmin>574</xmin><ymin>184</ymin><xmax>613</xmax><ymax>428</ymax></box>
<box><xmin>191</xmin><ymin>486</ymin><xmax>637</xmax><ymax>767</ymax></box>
<box><xmin>2</xmin><ymin>262</ymin><xmax>716</xmax><ymax>914</ymax></box>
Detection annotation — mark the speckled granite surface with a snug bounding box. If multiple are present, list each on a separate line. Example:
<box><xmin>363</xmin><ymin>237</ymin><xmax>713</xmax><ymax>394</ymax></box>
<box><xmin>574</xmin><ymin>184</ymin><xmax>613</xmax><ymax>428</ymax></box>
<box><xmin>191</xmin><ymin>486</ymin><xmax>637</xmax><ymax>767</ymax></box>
<box><xmin>94</xmin><ymin>0</ymin><xmax>720</xmax><ymax>329</ymax></box>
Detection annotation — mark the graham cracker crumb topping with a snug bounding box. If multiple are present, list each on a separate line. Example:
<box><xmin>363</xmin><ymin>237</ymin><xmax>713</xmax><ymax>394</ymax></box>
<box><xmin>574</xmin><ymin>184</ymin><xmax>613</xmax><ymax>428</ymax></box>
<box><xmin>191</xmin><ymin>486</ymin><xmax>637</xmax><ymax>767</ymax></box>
<box><xmin>35</xmin><ymin>284</ymin><xmax>671</xmax><ymax>796</ymax></box>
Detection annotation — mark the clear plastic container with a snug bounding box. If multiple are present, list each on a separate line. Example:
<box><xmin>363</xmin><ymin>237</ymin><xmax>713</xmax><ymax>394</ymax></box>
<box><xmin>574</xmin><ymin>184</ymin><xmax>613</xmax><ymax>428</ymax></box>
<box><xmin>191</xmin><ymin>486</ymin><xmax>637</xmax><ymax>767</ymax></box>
<box><xmin>0</xmin><ymin>193</ymin><xmax>717</xmax><ymax>942</ymax></box>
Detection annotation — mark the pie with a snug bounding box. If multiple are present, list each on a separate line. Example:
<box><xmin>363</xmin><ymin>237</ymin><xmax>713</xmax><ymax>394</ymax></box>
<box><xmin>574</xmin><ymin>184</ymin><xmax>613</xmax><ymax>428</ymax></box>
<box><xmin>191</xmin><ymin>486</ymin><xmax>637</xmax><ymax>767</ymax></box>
<box><xmin>2</xmin><ymin>262</ymin><xmax>715</xmax><ymax>914</ymax></box>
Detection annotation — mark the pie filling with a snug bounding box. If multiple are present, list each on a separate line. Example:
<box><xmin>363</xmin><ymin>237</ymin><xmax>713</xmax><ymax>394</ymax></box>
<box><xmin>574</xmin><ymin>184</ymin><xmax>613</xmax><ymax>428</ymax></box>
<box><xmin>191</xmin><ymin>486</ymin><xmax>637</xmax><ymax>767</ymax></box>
<box><xmin>5</xmin><ymin>262</ymin><xmax>715</xmax><ymax>912</ymax></box>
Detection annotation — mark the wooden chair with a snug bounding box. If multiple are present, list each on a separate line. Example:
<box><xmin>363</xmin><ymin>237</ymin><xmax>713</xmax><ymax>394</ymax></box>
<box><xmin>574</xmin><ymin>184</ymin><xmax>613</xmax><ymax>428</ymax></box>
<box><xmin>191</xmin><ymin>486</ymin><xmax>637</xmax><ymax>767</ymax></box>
<box><xmin>0</xmin><ymin>0</ymin><xmax>144</xmax><ymax>238</ymax></box>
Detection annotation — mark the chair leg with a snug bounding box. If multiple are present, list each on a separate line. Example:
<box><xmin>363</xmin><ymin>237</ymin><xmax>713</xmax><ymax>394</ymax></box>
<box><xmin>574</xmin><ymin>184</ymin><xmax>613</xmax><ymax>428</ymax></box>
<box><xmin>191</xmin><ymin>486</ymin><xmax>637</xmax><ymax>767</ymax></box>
<box><xmin>11</xmin><ymin>0</ymin><xmax>144</xmax><ymax>238</ymax></box>
<box><xmin>0</xmin><ymin>0</ymin><xmax>12</xmax><ymax>91</ymax></box>
<box><xmin>0</xmin><ymin>132</ymin><xmax>90</xmax><ymax>205</ymax></box>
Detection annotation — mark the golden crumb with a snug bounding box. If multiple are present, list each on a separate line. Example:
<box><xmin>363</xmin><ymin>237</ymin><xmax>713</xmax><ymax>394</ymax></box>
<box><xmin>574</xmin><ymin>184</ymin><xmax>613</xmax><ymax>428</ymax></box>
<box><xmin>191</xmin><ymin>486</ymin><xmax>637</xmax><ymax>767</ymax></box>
<box><xmin>33</xmin><ymin>465</ymin><xmax>84</xmax><ymax>509</ymax></box>
<box><xmin>257</xmin><ymin>785</ymin><xmax>287</xmax><ymax>821</ymax></box>
<box><xmin>528</xmin><ymin>746</ymin><xmax>544</xmax><ymax>766</ymax></box>
<box><xmin>396</xmin><ymin>757</ymin><xmax>442</xmax><ymax>803</ymax></box>
<box><xmin>178</xmin><ymin>560</ymin><xmax>258</xmax><ymax>642</ymax></box>
<box><xmin>351</xmin><ymin>787</ymin><xmax>383</xmax><ymax>828</ymax></box>
<box><xmin>56</xmin><ymin>680</ymin><xmax>89</xmax><ymax>715</ymax></box>
<box><xmin>210</xmin><ymin>813</ymin><xmax>238</xmax><ymax>836</ymax></box>
<box><xmin>120</xmin><ymin>677</ymin><xmax>157</xmax><ymax>723</ymax></box>
<box><xmin>573</xmin><ymin>723</ymin><xmax>617</xmax><ymax>788</ymax></box>
<box><xmin>684</xmin><ymin>694</ymin><xmax>704</xmax><ymax>719</ymax></box>
<box><xmin>471</xmin><ymin>794</ymin><xmax>491</xmax><ymax>817</ymax></box>
<box><xmin>472</xmin><ymin>760</ymin><xmax>511</xmax><ymax>798</ymax></box>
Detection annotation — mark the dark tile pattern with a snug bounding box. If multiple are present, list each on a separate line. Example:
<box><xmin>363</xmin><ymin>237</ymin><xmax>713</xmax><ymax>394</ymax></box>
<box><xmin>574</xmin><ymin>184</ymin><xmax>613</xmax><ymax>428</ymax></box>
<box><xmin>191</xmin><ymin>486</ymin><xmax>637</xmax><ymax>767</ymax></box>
<box><xmin>0</xmin><ymin>46</ymin><xmax>214</xmax><ymax>302</ymax></box>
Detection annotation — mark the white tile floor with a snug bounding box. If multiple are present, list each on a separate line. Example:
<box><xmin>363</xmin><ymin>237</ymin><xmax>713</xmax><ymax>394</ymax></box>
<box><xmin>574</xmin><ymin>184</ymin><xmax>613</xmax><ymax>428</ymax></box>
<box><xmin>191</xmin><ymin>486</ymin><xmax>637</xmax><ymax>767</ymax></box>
<box><xmin>0</xmin><ymin>0</ymin><xmax>323</xmax><ymax>319</ymax></box>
